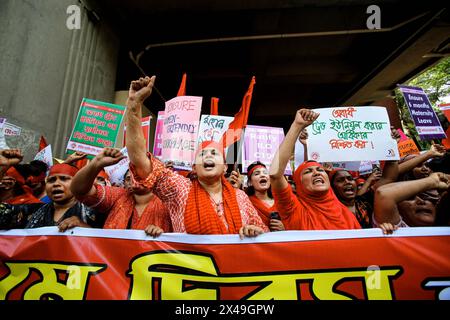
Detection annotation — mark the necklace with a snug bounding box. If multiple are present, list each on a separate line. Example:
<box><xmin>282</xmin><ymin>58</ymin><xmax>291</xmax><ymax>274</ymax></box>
<box><xmin>207</xmin><ymin>191</ymin><xmax>223</xmax><ymax>212</ymax></box>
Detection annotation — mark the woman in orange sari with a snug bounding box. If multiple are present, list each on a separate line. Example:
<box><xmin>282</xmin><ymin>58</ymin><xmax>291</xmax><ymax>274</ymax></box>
<box><xmin>246</xmin><ymin>161</ymin><xmax>285</xmax><ymax>231</ymax></box>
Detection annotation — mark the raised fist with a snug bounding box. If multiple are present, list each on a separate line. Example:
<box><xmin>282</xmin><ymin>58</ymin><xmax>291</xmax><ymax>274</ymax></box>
<box><xmin>0</xmin><ymin>149</ymin><xmax>23</xmax><ymax>168</ymax></box>
<box><xmin>294</xmin><ymin>109</ymin><xmax>320</xmax><ymax>127</ymax></box>
<box><xmin>93</xmin><ymin>148</ymin><xmax>126</xmax><ymax>168</ymax></box>
<box><xmin>128</xmin><ymin>76</ymin><xmax>156</xmax><ymax>103</ymax></box>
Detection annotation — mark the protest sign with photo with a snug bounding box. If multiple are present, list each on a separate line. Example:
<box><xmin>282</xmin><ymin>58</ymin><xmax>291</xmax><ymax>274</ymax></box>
<box><xmin>161</xmin><ymin>96</ymin><xmax>202</xmax><ymax>170</ymax></box>
<box><xmin>307</xmin><ymin>106</ymin><xmax>399</xmax><ymax>162</ymax></box>
<box><xmin>398</xmin><ymin>85</ymin><xmax>446</xmax><ymax>140</ymax></box>
<box><xmin>67</xmin><ymin>98</ymin><xmax>126</xmax><ymax>158</ymax></box>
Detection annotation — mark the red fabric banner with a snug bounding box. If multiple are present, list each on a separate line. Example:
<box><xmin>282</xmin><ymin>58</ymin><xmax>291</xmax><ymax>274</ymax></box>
<box><xmin>1</xmin><ymin>228</ymin><xmax>449</xmax><ymax>300</ymax></box>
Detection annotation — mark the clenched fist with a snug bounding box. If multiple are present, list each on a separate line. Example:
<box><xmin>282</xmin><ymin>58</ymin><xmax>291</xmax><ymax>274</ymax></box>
<box><xmin>93</xmin><ymin>148</ymin><xmax>126</xmax><ymax>169</ymax></box>
<box><xmin>128</xmin><ymin>76</ymin><xmax>156</xmax><ymax>104</ymax></box>
<box><xmin>0</xmin><ymin>149</ymin><xmax>23</xmax><ymax>168</ymax></box>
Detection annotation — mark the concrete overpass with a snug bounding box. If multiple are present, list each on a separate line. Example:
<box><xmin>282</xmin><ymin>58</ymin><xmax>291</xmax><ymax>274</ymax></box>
<box><xmin>1</xmin><ymin>0</ymin><xmax>448</xmax><ymax>158</ymax></box>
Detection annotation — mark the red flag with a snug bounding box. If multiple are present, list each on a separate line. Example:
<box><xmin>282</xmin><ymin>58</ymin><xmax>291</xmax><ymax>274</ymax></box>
<box><xmin>38</xmin><ymin>136</ymin><xmax>48</xmax><ymax>151</ymax></box>
<box><xmin>210</xmin><ymin>97</ymin><xmax>219</xmax><ymax>115</ymax></box>
<box><xmin>177</xmin><ymin>73</ymin><xmax>187</xmax><ymax>96</ymax></box>
<box><xmin>219</xmin><ymin>76</ymin><xmax>256</xmax><ymax>148</ymax></box>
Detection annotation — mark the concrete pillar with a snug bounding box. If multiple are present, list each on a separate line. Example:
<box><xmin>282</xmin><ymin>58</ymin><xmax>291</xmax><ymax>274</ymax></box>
<box><xmin>0</xmin><ymin>0</ymin><xmax>119</xmax><ymax>160</ymax></box>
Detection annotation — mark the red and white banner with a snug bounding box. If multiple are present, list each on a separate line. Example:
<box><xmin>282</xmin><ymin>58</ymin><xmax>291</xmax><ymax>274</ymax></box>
<box><xmin>1</xmin><ymin>227</ymin><xmax>449</xmax><ymax>300</ymax></box>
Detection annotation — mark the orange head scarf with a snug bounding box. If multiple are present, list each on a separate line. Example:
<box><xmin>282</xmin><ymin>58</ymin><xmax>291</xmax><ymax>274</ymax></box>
<box><xmin>291</xmin><ymin>161</ymin><xmax>361</xmax><ymax>230</ymax></box>
<box><xmin>4</xmin><ymin>167</ymin><xmax>26</xmax><ymax>185</ymax></box>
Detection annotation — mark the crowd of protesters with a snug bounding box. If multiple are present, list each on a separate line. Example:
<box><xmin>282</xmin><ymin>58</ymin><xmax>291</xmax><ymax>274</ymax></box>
<box><xmin>1</xmin><ymin>75</ymin><xmax>449</xmax><ymax>237</ymax></box>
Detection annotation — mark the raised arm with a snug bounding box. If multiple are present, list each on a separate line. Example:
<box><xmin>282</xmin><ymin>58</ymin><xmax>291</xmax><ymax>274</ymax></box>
<box><xmin>269</xmin><ymin>109</ymin><xmax>319</xmax><ymax>191</ymax></box>
<box><xmin>298</xmin><ymin>128</ymin><xmax>308</xmax><ymax>162</ymax></box>
<box><xmin>0</xmin><ymin>149</ymin><xmax>23</xmax><ymax>180</ymax></box>
<box><xmin>398</xmin><ymin>144</ymin><xmax>445</xmax><ymax>176</ymax></box>
<box><xmin>126</xmin><ymin>76</ymin><xmax>156</xmax><ymax>179</ymax></box>
<box><xmin>71</xmin><ymin>148</ymin><xmax>125</xmax><ymax>198</ymax></box>
<box><xmin>374</xmin><ymin>172</ymin><xmax>450</xmax><ymax>225</ymax></box>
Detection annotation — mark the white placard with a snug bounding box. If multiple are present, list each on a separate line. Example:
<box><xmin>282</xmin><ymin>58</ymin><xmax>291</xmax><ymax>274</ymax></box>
<box><xmin>104</xmin><ymin>147</ymin><xmax>129</xmax><ymax>186</ymax></box>
<box><xmin>307</xmin><ymin>107</ymin><xmax>399</xmax><ymax>162</ymax></box>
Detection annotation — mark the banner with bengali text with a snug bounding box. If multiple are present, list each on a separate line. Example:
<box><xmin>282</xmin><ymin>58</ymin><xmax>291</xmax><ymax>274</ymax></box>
<box><xmin>1</xmin><ymin>227</ymin><xmax>449</xmax><ymax>300</ymax></box>
<box><xmin>66</xmin><ymin>98</ymin><xmax>126</xmax><ymax>159</ymax></box>
<box><xmin>307</xmin><ymin>107</ymin><xmax>400</xmax><ymax>162</ymax></box>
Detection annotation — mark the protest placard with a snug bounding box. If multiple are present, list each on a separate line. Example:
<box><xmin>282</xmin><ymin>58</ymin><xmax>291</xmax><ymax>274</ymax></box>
<box><xmin>0</xmin><ymin>118</ymin><xmax>9</xmax><ymax>149</ymax></box>
<box><xmin>397</xmin><ymin>138</ymin><xmax>420</xmax><ymax>158</ymax></box>
<box><xmin>66</xmin><ymin>98</ymin><xmax>126</xmax><ymax>158</ymax></box>
<box><xmin>123</xmin><ymin>116</ymin><xmax>151</xmax><ymax>151</ymax></box>
<box><xmin>398</xmin><ymin>85</ymin><xmax>446</xmax><ymax>140</ymax></box>
<box><xmin>3</xmin><ymin>122</ymin><xmax>22</xmax><ymax>136</ymax></box>
<box><xmin>34</xmin><ymin>144</ymin><xmax>53</xmax><ymax>169</ymax></box>
<box><xmin>104</xmin><ymin>147</ymin><xmax>129</xmax><ymax>186</ymax></box>
<box><xmin>161</xmin><ymin>96</ymin><xmax>202</xmax><ymax>170</ymax></box>
<box><xmin>153</xmin><ymin>111</ymin><xmax>165</xmax><ymax>159</ymax></box>
<box><xmin>307</xmin><ymin>106</ymin><xmax>399</xmax><ymax>162</ymax></box>
<box><xmin>242</xmin><ymin>125</ymin><xmax>292</xmax><ymax>175</ymax></box>
<box><xmin>197</xmin><ymin>115</ymin><xmax>233</xmax><ymax>145</ymax></box>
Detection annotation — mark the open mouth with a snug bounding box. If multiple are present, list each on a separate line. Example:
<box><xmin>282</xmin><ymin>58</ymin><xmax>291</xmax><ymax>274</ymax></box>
<box><xmin>415</xmin><ymin>207</ymin><xmax>433</xmax><ymax>216</ymax></box>
<box><xmin>258</xmin><ymin>178</ymin><xmax>268</xmax><ymax>186</ymax></box>
<box><xmin>312</xmin><ymin>177</ymin><xmax>325</xmax><ymax>185</ymax></box>
<box><xmin>51</xmin><ymin>190</ymin><xmax>64</xmax><ymax>197</ymax></box>
<box><xmin>203</xmin><ymin>160</ymin><xmax>216</xmax><ymax>169</ymax></box>
<box><xmin>343</xmin><ymin>185</ymin><xmax>355</xmax><ymax>195</ymax></box>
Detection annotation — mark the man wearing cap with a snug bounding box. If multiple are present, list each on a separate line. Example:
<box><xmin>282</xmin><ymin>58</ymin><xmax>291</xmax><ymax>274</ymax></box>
<box><xmin>124</xmin><ymin>76</ymin><xmax>268</xmax><ymax>238</ymax></box>
<box><xmin>0</xmin><ymin>149</ymin><xmax>101</xmax><ymax>230</ymax></box>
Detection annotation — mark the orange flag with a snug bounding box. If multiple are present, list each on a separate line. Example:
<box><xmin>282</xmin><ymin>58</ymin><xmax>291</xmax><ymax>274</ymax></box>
<box><xmin>38</xmin><ymin>136</ymin><xmax>48</xmax><ymax>151</ymax></box>
<box><xmin>210</xmin><ymin>97</ymin><xmax>219</xmax><ymax>115</ymax></box>
<box><xmin>177</xmin><ymin>73</ymin><xmax>187</xmax><ymax>96</ymax></box>
<box><xmin>219</xmin><ymin>76</ymin><xmax>256</xmax><ymax>148</ymax></box>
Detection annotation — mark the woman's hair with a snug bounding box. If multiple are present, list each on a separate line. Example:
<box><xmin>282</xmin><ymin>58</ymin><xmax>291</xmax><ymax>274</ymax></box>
<box><xmin>245</xmin><ymin>161</ymin><xmax>272</xmax><ymax>198</ymax></box>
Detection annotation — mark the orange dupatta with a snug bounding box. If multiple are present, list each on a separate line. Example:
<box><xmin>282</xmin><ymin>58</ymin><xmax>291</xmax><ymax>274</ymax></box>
<box><xmin>184</xmin><ymin>176</ymin><xmax>243</xmax><ymax>234</ymax></box>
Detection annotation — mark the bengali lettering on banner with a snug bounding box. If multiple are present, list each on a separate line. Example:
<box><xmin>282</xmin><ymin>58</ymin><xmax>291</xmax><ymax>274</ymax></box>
<box><xmin>307</xmin><ymin>107</ymin><xmax>400</xmax><ymax>162</ymax></box>
<box><xmin>242</xmin><ymin>125</ymin><xmax>292</xmax><ymax>175</ymax></box>
<box><xmin>398</xmin><ymin>85</ymin><xmax>446</xmax><ymax>140</ymax></box>
<box><xmin>0</xmin><ymin>228</ymin><xmax>449</xmax><ymax>300</ymax></box>
<box><xmin>197</xmin><ymin>115</ymin><xmax>234</xmax><ymax>145</ymax></box>
<box><xmin>162</xmin><ymin>96</ymin><xmax>202</xmax><ymax>170</ymax></box>
<box><xmin>153</xmin><ymin>111</ymin><xmax>165</xmax><ymax>159</ymax></box>
<box><xmin>66</xmin><ymin>98</ymin><xmax>126</xmax><ymax>158</ymax></box>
